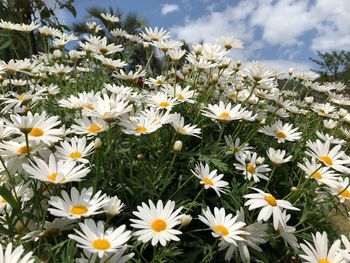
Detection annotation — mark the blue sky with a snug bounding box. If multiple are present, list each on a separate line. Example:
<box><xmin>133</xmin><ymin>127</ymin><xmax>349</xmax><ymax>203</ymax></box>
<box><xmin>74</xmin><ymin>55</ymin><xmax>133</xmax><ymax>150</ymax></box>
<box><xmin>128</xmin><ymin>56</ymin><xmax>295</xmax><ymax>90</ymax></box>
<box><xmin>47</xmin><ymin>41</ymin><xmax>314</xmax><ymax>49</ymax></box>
<box><xmin>56</xmin><ymin>0</ymin><xmax>350</xmax><ymax>72</ymax></box>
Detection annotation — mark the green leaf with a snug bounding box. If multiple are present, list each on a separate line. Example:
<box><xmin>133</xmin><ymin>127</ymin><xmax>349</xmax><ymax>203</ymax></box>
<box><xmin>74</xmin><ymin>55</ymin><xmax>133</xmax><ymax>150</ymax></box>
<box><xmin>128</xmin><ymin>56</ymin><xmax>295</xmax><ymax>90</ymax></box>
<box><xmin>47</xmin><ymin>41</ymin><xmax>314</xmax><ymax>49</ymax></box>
<box><xmin>0</xmin><ymin>185</ymin><xmax>20</xmax><ymax>212</ymax></box>
<box><xmin>65</xmin><ymin>4</ymin><xmax>77</xmax><ymax>17</ymax></box>
<box><xmin>0</xmin><ymin>40</ymin><xmax>10</xmax><ymax>49</ymax></box>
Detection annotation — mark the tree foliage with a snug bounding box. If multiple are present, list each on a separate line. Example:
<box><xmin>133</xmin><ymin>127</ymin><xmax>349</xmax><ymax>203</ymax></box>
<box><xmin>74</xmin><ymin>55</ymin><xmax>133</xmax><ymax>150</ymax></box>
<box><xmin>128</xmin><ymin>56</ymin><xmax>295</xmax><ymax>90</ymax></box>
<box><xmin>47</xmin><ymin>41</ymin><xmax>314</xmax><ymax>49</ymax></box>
<box><xmin>310</xmin><ymin>50</ymin><xmax>350</xmax><ymax>84</ymax></box>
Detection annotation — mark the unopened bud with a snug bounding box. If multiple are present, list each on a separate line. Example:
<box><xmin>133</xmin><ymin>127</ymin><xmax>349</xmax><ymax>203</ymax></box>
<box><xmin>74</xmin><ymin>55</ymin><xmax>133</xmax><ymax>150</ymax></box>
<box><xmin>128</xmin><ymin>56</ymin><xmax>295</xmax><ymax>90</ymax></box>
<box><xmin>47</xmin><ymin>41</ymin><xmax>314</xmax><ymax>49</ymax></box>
<box><xmin>15</xmin><ymin>221</ymin><xmax>25</xmax><ymax>233</ymax></box>
<box><xmin>69</xmin><ymin>50</ymin><xmax>79</xmax><ymax>63</ymax></box>
<box><xmin>173</xmin><ymin>140</ymin><xmax>183</xmax><ymax>152</ymax></box>
<box><xmin>53</xmin><ymin>49</ymin><xmax>62</xmax><ymax>59</ymax></box>
<box><xmin>339</xmin><ymin>109</ymin><xmax>348</xmax><ymax>118</ymax></box>
<box><xmin>137</xmin><ymin>153</ymin><xmax>144</xmax><ymax>160</ymax></box>
<box><xmin>290</xmin><ymin>186</ymin><xmax>297</xmax><ymax>192</ymax></box>
<box><xmin>94</xmin><ymin>138</ymin><xmax>102</xmax><ymax>149</ymax></box>
<box><xmin>180</xmin><ymin>214</ymin><xmax>192</xmax><ymax>227</ymax></box>
<box><xmin>143</xmin><ymin>42</ymin><xmax>150</xmax><ymax>49</ymax></box>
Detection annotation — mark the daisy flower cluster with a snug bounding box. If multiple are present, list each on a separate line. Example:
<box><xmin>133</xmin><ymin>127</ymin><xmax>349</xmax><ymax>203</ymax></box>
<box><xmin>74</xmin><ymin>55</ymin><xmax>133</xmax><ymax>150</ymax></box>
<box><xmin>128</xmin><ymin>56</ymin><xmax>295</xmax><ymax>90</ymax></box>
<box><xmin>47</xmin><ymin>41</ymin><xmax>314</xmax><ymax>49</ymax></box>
<box><xmin>0</xmin><ymin>10</ymin><xmax>350</xmax><ymax>262</ymax></box>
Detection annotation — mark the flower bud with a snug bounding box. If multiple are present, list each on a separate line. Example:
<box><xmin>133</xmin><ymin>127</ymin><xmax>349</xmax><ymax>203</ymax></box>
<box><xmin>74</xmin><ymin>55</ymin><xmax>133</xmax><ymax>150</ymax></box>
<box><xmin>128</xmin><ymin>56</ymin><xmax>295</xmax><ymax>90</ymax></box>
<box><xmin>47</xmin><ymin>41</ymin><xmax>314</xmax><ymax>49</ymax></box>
<box><xmin>173</xmin><ymin>140</ymin><xmax>183</xmax><ymax>152</ymax></box>
<box><xmin>290</xmin><ymin>186</ymin><xmax>297</xmax><ymax>192</ymax></box>
<box><xmin>137</xmin><ymin>153</ymin><xmax>144</xmax><ymax>160</ymax></box>
<box><xmin>94</xmin><ymin>138</ymin><xmax>102</xmax><ymax>149</ymax></box>
<box><xmin>53</xmin><ymin>49</ymin><xmax>62</xmax><ymax>59</ymax></box>
<box><xmin>180</xmin><ymin>214</ymin><xmax>192</xmax><ymax>227</ymax></box>
<box><xmin>143</xmin><ymin>42</ymin><xmax>150</xmax><ymax>49</ymax></box>
<box><xmin>339</xmin><ymin>109</ymin><xmax>348</xmax><ymax>118</ymax></box>
<box><xmin>69</xmin><ymin>50</ymin><xmax>79</xmax><ymax>63</ymax></box>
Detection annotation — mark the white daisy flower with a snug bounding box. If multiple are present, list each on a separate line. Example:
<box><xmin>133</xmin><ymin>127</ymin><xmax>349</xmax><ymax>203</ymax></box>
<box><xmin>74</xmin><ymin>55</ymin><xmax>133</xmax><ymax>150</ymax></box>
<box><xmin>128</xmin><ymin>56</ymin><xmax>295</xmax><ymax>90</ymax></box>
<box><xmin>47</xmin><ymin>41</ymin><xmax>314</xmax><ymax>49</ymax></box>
<box><xmin>0</xmin><ymin>182</ymin><xmax>32</xmax><ymax>213</ymax></box>
<box><xmin>316</xmin><ymin>131</ymin><xmax>346</xmax><ymax>145</ymax></box>
<box><xmin>10</xmin><ymin>111</ymin><xmax>64</xmax><ymax>144</ymax></box>
<box><xmin>103</xmin><ymin>195</ymin><xmax>125</xmax><ymax>218</ymax></box>
<box><xmin>306</xmin><ymin>139</ymin><xmax>350</xmax><ymax>173</ymax></box>
<box><xmin>277</xmin><ymin>211</ymin><xmax>299</xmax><ymax>249</ymax></box>
<box><xmin>0</xmin><ymin>243</ymin><xmax>34</xmax><ymax>263</ymax></box>
<box><xmin>340</xmin><ymin>235</ymin><xmax>350</xmax><ymax>262</ymax></box>
<box><xmin>83</xmin><ymin>93</ymin><xmax>132</xmax><ymax>123</ymax></box>
<box><xmin>218</xmin><ymin>207</ymin><xmax>268</xmax><ymax>262</ymax></box>
<box><xmin>297</xmin><ymin>158</ymin><xmax>341</xmax><ymax>189</ymax></box>
<box><xmin>201</xmin><ymin>101</ymin><xmax>251</xmax><ymax>122</ymax></box>
<box><xmin>223</xmin><ymin>136</ymin><xmax>253</xmax><ymax>157</ymax></box>
<box><xmin>323</xmin><ymin>119</ymin><xmax>337</xmax><ymax>130</ymax></box>
<box><xmin>140</xmin><ymin>27</ymin><xmax>171</xmax><ymax>42</ymax></box>
<box><xmin>22</xmin><ymin>154</ymin><xmax>90</xmax><ymax>184</ymax></box>
<box><xmin>311</xmin><ymin>102</ymin><xmax>338</xmax><ymax>118</ymax></box>
<box><xmin>198</xmin><ymin>207</ymin><xmax>248</xmax><ymax>245</ymax></box>
<box><xmin>75</xmin><ymin>247</ymin><xmax>134</xmax><ymax>263</ymax></box>
<box><xmin>266</xmin><ymin>148</ymin><xmax>292</xmax><ymax>165</ymax></box>
<box><xmin>69</xmin><ymin>219</ymin><xmax>131</xmax><ymax>258</ymax></box>
<box><xmin>191</xmin><ymin>161</ymin><xmax>229</xmax><ymax>196</ymax></box>
<box><xmin>140</xmin><ymin>108</ymin><xmax>172</xmax><ymax>125</ymax></box>
<box><xmin>243</xmin><ymin>187</ymin><xmax>300</xmax><ymax>230</ymax></box>
<box><xmin>48</xmin><ymin>187</ymin><xmax>108</xmax><ymax>219</ymax></box>
<box><xmin>331</xmin><ymin>177</ymin><xmax>350</xmax><ymax>203</ymax></box>
<box><xmin>119</xmin><ymin>115</ymin><xmax>162</xmax><ymax>136</ymax></box>
<box><xmin>299</xmin><ymin>231</ymin><xmax>343</xmax><ymax>263</ymax></box>
<box><xmin>161</xmin><ymin>84</ymin><xmax>197</xmax><ymax>104</ymax></box>
<box><xmin>147</xmin><ymin>92</ymin><xmax>179</xmax><ymax>111</ymax></box>
<box><xmin>170</xmin><ymin>113</ymin><xmax>201</xmax><ymax>138</ymax></box>
<box><xmin>130</xmin><ymin>199</ymin><xmax>183</xmax><ymax>246</ymax></box>
<box><xmin>55</xmin><ymin>136</ymin><xmax>94</xmax><ymax>163</ymax></box>
<box><xmin>234</xmin><ymin>151</ymin><xmax>271</xmax><ymax>183</ymax></box>
<box><xmin>0</xmin><ymin>139</ymin><xmax>44</xmax><ymax>173</ymax></box>
<box><xmin>259</xmin><ymin>120</ymin><xmax>302</xmax><ymax>143</ymax></box>
<box><xmin>71</xmin><ymin>117</ymin><xmax>108</xmax><ymax>137</ymax></box>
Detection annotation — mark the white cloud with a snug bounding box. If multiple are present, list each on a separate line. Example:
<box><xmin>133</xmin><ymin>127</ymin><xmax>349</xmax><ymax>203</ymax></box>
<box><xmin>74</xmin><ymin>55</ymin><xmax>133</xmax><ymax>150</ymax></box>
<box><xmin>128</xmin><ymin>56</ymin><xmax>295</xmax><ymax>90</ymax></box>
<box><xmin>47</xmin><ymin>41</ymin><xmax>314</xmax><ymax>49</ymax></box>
<box><xmin>261</xmin><ymin>59</ymin><xmax>311</xmax><ymax>72</ymax></box>
<box><xmin>169</xmin><ymin>0</ymin><xmax>350</xmax><ymax>72</ymax></box>
<box><xmin>171</xmin><ymin>1</ymin><xmax>256</xmax><ymax>43</ymax></box>
<box><xmin>161</xmin><ymin>4</ymin><xmax>179</xmax><ymax>16</ymax></box>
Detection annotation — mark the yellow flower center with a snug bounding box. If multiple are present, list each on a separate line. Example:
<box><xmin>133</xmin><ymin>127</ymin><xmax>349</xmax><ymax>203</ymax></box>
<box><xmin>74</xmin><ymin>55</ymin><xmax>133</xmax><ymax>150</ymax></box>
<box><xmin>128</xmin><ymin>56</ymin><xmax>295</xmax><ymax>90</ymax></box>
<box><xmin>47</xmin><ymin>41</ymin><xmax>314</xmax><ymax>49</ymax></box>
<box><xmin>29</xmin><ymin>127</ymin><xmax>44</xmax><ymax>137</ymax></box>
<box><xmin>339</xmin><ymin>189</ymin><xmax>350</xmax><ymax>198</ymax></box>
<box><xmin>229</xmin><ymin>93</ymin><xmax>237</xmax><ymax>100</ymax></box>
<box><xmin>214</xmin><ymin>225</ymin><xmax>229</xmax><ymax>236</ymax></box>
<box><xmin>159</xmin><ymin>101</ymin><xmax>170</xmax><ymax>108</ymax></box>
<box><xmin>100</xmin><ymin>48</ymin><xmax>108</xmax><ymax>54</ymax></box>
<box><xmin>1</xmin><ymin>197</ymin><xmax>7</xmax><ymax>204</ymax></box>
<box><xmin>275</xmin><ymin>131</ymin><xmax>287</xmax><ymax>138</ymax></box>
<box><xmin>218</xmin><ymin>112</ymin><xmax>231</xmax><ymax>119</ymax></box>
<box><xmin>264</xmin><ymin>195</ymin><xmax>277</xmax><ymax>206</ymax></box>
<box><xmin>87</xmin><ymin>124</ymin><xmax>102</xmax><ymax>133</ymax></box>
<box><xmin>17</xmin><ymin>146</ymin><xmax>32</xmax><ymax>155</ymax></box>
<box><xmin>320</xmin><ymin>156</ymin><xmax>333</xmax><ymax>166</ymax></box>
<box><xmin>92</xmin><ymin>239</ymin><xmax>111</xmax><ymax>250</ymax></box>
<box><xmin>311</xmin><ymin>171</ymin><xmax>322</xmax><ymax>179</ymax></box>
<box><xmin>83</xmin><ymin>104</ymin><xmax>94</xmax><ymax>110</ymax></box>
<box><xmin>319</xmin><ymin>109</ymin><xmax>328</xmax><ymax>115</ymax></box>
<box><xmin>246</xmin><ymin>164</ymin><xmax>256</xmax><ymax>173</ymax></box>
<box><xmin>318</xmin><ymin>259</ymin><xmax>330</xmax><ymax>263</ymax></box>
<box><xmin>178</xmin><ymin>127</ymin><xmax>186</xmax><ymax>134</ymax></box>
<box><xmin>231</xmin><ymin>147</ymin><xmax>239</xmax><ymax>153</ymax></box>
<box><xmin>69</xmin><ymin>152</ymin><xmax>82</xmax><ymax>159</ymax></box>
<box><xmin>135</xmin><ymin>126</ymin><xmax>147</xmax><ymax>134</ymax></box>
<box><xmin>178</xmin><ymin>94</ymin><xmax>185</xmax><ymax>100</ymax></box>
<box><xmin>18</xmin><ymin>94</ymin><xmax>26</xmax><ymax>101</ymax></box>
<box><xmin>203</xmin><ymin>177</ymin><xmax>213</xmax><ymax>186</ymax></box>
<box><xmin>155</xmin><ymin>79</ymin><xmax>163</xmax><ymax>86</ymax></box>
<box><xmin>70</xmin><ymin>205</ymin><xmax>88</xmax><ymax>215</ymax></box>
<box><xmin>47</xmin><ymin>173</ymin><xmax>58</xmax><ymax>181</ymax></box>
<box><xmin>151</xmin><ymin>219</ymin><xmax>167</xmax><ymax>232</ymax></box>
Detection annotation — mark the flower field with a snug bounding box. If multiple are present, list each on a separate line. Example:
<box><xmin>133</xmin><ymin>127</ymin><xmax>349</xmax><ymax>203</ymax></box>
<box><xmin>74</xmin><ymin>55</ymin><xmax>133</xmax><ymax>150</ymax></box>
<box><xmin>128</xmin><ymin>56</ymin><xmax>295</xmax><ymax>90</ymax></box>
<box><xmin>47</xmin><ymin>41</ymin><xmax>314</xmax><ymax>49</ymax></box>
<box><xmin>1</xmin><ymin>13</ymin><xmax>350</xmax><ymax>262</ymax></box>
